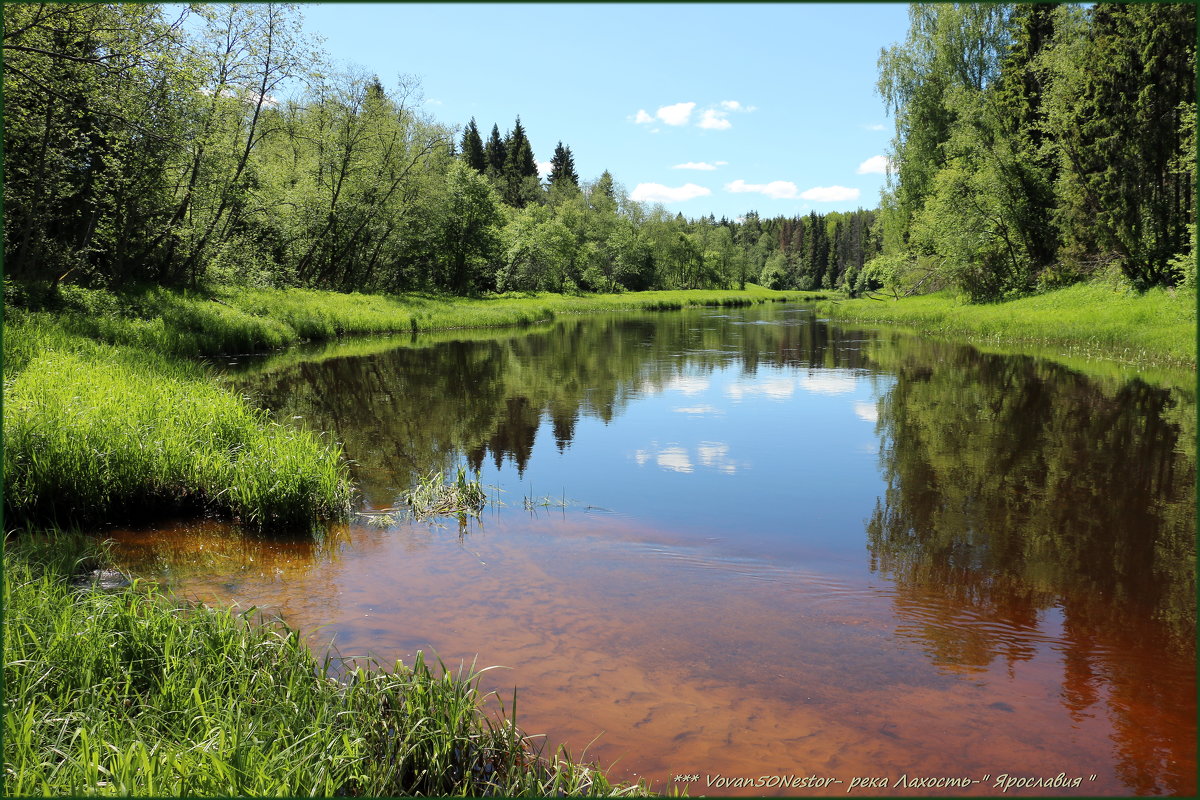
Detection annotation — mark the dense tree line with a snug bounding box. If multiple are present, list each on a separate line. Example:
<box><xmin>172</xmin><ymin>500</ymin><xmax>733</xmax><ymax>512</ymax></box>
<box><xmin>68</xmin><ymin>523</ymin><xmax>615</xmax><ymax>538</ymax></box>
<box><xmin>10</xmin><ymin>3</ymin><xmax>1186</xmax><ymax>302</ymax></box>
<box><xmin>1</xmin><ymin>3</ymin><xmax>879</xmax><ymax>298</ymax></box>
<box><xmin>872</xmin><ymin>3</ymin><xmax>1196</xmax><ymax>300</ymax></box>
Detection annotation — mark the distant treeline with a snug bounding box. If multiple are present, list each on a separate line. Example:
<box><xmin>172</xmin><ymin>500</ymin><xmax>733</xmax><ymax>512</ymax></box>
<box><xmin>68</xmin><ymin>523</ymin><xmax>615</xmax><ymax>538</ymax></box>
<box><xmin>873</xmin><ymin>3</ymin><xmax>1196</xmax><ymax>299</ymax></box>
<box><xmin>4</xmin><ymin>4</ymin><xmax>1191</xmax><ymax>302</ymax></box>
<box><xmin>1</xmin><ymin>3</ymin><xmax>879</xmax><ymax>298</ymax></box>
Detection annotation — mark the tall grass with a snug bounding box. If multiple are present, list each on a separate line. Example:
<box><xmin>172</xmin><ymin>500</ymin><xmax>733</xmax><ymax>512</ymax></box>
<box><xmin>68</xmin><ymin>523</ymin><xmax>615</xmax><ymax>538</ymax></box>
<box><xmin>817</xmin><ymin>282</ymin><xmax>1197</xmax><ymax>368</ymax></box>
<box><xmin>3</xmin><ymin>315</ymin><xmax>351</xmax><ymax>529</ymax></box>
<box><xmin>3</xmin><ymin>532</ymin><xmax>643</xmax><ymax>796</ymax></box>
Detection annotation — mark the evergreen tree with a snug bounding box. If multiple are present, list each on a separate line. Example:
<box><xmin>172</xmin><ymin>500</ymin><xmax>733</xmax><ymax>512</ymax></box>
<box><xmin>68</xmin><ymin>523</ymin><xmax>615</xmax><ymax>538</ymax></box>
<box><xmin>460</xmin><ymin>118</ymin><xmax>486</xmax><ymax>172</ymax></box>
<box><xmin>484</xmin><ymin>123</ymin><xmax>507</xmax><ymax>178</ymax></box>
<box><xmin>504</xmin><ymin>117</ymin><xmax>539</xmax><ymax>179</ymax></box>
<box><xmin>1047</xmin><ymin>3</ymin><xmax>1196</xmax><ymax>287</ymax></box>
<box><xmin>548</xmin><ymin>141</ymin><xmax>579</xmax><ymax>189</ymax></box>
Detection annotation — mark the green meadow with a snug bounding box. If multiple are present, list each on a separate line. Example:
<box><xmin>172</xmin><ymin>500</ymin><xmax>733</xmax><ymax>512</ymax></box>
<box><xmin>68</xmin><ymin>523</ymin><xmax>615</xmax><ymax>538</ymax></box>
<box><xmin>816</xmin><ymin>283</ymin><xmax>1197</xmax><ymax>369</ymax></box>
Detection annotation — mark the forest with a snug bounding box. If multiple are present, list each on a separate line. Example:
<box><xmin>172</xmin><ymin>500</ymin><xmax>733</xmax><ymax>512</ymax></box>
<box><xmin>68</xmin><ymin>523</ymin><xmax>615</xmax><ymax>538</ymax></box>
<box><xmin>873</xmin><ymin>3</ymin><xmax>1195</xmax><ymax>299</ymax></box>
<box><xmin>2</xmin><ymin>3</ymin><xmax>880</xmax><ymax>301</ymax></box>
<box><xmin>1</xmin><ymin>4</ymin><xmax>1195</xmax><ymax>301</ymax></box>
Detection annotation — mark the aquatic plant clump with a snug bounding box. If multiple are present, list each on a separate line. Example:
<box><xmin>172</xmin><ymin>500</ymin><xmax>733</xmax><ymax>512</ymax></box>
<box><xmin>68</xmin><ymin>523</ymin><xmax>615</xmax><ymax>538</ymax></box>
<box><xmin>2</xmin><ymin>533</ymin><xmax>645</xmax><ymax>796</ymax></box>
<box><xmin>403</xmin><ymin>467</ymin><xmax>489</xmax><ymax>520</ymax></box>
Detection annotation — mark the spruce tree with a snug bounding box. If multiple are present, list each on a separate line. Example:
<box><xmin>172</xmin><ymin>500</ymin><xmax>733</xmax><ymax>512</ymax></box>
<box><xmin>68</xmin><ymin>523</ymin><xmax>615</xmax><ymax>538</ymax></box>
<box><xmin>504</xmin><ymin>117</ymin><xmax>539</xmax><ymax>179</ymax></box>
<box><xmin>484</xmin><ymin>124</ymin><xmax>507</xmax><ymax>178</ymax></box>
<box><xmin>460</xmin><ymin>118</ymin><xmax>486</xmax><ymax>172</ymax></box>
<box><xmin>548</xmin><ymin>141</ymin><xmax>579</xmax><ymax>188</ymax></box>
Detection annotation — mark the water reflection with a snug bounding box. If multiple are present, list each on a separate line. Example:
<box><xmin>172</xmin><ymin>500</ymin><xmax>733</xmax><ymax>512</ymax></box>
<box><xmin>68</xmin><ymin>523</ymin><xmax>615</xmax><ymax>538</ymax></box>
<box><xmin>865</xmin><ymin>335</ymin><xmax>1196</xmax><ymax>795</ymax></box>
<box><xmin>231</xmin><ymin>307</ymin><xmax>875</xmax><ymax>506</ymax></box>
<box><xmin>107</xmin><ymin>305</ymin><xmax>1194</xmax><ymax>795</ymax></box>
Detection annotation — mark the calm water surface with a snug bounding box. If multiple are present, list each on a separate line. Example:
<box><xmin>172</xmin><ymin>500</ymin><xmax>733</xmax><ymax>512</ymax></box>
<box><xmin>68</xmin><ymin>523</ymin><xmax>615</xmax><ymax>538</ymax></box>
<box><xmin>110</xmin><ymin>304</ymin><xmax>1196</xmax><ymax>795</ymax></box>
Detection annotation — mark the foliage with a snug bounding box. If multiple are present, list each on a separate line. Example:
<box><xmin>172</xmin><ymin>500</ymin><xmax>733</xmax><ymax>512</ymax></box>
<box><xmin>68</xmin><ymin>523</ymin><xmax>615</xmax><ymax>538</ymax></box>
<box><xmin>876</xmin><ymin>2</ymin><xmax>1196</xmax><ymax>298</ymax></box>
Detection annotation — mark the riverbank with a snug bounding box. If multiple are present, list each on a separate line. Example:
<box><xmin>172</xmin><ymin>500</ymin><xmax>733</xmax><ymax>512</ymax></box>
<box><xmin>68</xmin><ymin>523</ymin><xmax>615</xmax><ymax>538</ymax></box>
<box><xmin>4</xmin><ymin>531</ymin><xmax>642</xmax><ymax>796</ymax></box>
<box><xmin>4</xmin><ymin>283</ymin><xmax>814</xmax><ymax>529</ymax></box>
<box><xmin>815</xmin><ymin>282</ymin><xmax>1196</xmax><ymax>369</ymax></box>
<box><xmin>4</xmin><ymin>282</ymin><xmax>805</xmax><ymax>796</ymax></box>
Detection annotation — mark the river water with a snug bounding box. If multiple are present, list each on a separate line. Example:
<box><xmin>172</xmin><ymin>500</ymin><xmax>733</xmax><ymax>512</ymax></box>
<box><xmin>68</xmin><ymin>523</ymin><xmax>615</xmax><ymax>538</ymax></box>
<box><xmin>109</xmin><ymin>303</ymin><xmax>1196</xmax><ymax>795</ymax></box>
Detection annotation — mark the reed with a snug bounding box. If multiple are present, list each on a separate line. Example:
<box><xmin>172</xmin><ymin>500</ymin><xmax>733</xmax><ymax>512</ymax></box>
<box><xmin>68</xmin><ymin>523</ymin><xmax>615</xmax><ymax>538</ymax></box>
<box><xmin>403</xmin><ymin>466</ymin><xmax>489</xmax><ymax>520</ymax></box>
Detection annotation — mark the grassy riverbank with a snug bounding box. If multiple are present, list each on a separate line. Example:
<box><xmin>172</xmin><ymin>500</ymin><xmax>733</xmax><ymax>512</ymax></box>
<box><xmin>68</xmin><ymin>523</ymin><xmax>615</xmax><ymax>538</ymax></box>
<box><xmin>4</xmin><ymin>532</ymin><xmax>639</xmax><ymax>796</ymax></box>
<box><xmin>816</xmin><ymin>282</ymin><xmax>1196</xmax><ymax>368</ymax></box>
<box><xmin>4</xmin><ymin>283</ymin><xmax>811</xmax><ymax>529</ymax></box>
<box><xmin>9</xmin><ymin>282</ymin><xmax>817</xmax><ymax>359</ymax></box>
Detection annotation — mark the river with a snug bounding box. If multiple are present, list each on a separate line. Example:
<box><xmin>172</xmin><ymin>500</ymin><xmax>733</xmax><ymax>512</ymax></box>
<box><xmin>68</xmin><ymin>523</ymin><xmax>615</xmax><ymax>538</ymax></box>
<box><xmin>108</xmin><ymin>303</ymin><xmax>1196</xmax><ymax>796</ymax></box>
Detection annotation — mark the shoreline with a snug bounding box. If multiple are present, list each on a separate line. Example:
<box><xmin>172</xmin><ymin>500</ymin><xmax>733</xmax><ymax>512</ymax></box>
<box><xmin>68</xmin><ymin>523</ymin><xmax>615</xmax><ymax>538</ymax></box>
<box><xmin>813</xmin><ymin>282</ymin><xmax>1197</xmax><ymax>370</ymax></box>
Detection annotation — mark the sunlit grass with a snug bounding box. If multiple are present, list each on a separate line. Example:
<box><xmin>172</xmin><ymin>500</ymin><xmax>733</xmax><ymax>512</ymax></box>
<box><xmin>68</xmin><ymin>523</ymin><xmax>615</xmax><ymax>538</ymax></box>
<box><xmin>3</xmin><ymin>316</ymin><xmax>351</xmax><ymax>529</ymax></box>
<box><xmin>3</xmin><ymin>532</ymin><xmax>646</xmax><ymax>796</ymax></box>
<box><xmin>17</xmin><ymin>283</ymin><xmax>818</xmax><ymax>358</ymax></box>
<box><xmin>817</xmin><ymin>282</ymin><xmax>1196</xmax><ymax>368</ymax></box>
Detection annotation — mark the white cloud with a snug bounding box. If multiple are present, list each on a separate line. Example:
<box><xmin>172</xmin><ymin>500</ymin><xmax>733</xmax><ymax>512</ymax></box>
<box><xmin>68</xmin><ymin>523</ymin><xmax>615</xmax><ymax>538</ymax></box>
<box><xmin>655</xmin><ymin>446</ymin><xmax>694</xmax><ymax>473</ymax></box>
<box><xmin>719</xmin><ymin>100</ymin><xmax>757</xmax><ymax>112</ymax></box>
<box><xmin>630</xmin><ymin>182</ymin><xmax>711</xmax><ymax>203</ymax></box>
<box><xmin>673</xmin><ymin>161</ymin><xmax>719</xmax><ymax>171</ymax></box>
<box><xmin>856</xmin><ymin>155</ymin><xmax>890</xmax><ymax>175</ymax></box>
<box><xmin>799</xmin><ymin>373</ymin><xmax>858</xmax><ymax>395</ymax></box>
<box><xmin>854</xmin><ymin>401</ymin><xmax>879</xmax><ymax>422</ymax></box>
<box><xmin>673</xmin><ymin>405</ymin><xmax>723</xmax><ymax>415</ymax></box>
<box><xmin>696</xmin><ymin>441</ymin><xmax>729</xmax><ymax>465</ymax></box>
<box><xmin>424</xmin><ymin>98</ymin><xmax>443</xmax><ymax>106</ymax></box>
<box><xmin>536</xmin><ymin>160</ymin><xmax>552</xmax><ymax>177</ymax></box>
<box><xmin>635</xmin><ymin>101</ymin><xmax>752</xmax><ymax>131</ymax></box>
<box><xmin>715</xmin><ymin>160</ymin><xmax>728</xmax><ymax>165</ymax></box>
<box><xmin>727</xmin><ymin>378</ymin><xmax>795</xmax><ymax>401</ymax></box>
<box><xmin>800</xmin><ymin>185</ymin><xmax>861</xmax><ymax>202</ymax></box>
<box><xmin>656</xmin><ymin>101</ymin><xmax>696</xmax><ymax>126</ymax></box>
<box><xmin>864</xmin><ymin>123</ymin><xmax>886</xmax><ymax>131</ymax></box>
<box><xmin>663</xmin><ymin>375</ymin><xmax>710</xmax><ymax>395</ymax></box>
<box><xmin>634</xmin><ymin>442</ymin><xmax>742</xmax><ymax>474</ymax></box>
<box><xmin>724</xmin><ymin>179</ymin><xmax>800</xmax><ymax>200</ymax></box>
<box><xmin>697</xmin><ymin>108</ymin><xmax>732</xmax><ymax>130</ymax></box>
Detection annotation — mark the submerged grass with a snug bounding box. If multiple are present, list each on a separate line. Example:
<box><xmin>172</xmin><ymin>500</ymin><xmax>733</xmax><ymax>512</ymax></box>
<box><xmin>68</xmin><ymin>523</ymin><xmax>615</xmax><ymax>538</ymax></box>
<box><xmin>404</xmin><ymin>467</ymin><xmax>489</xmax><ymax>521</ymax></box>
<box><xmin>816</xmin><ymin>282</ymin><xmax>1197</xmax><ymax>368</ymax></box>
<box><xmin>3</xmin><ymin>531</ymin><xmax>644</xmax><ymax>796</ymax></box>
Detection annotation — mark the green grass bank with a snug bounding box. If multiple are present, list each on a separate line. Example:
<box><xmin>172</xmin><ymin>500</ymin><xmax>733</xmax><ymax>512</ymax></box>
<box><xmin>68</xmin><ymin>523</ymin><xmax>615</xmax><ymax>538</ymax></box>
<box><xmin>3</xmin><ymin>532</ymin><xmax>643</xmax><ymax>796</ymax></box>
<box><xmin>815</xmin><ymin>282</ymin><xmax>1196</xmax><ymax>369</ymax></box>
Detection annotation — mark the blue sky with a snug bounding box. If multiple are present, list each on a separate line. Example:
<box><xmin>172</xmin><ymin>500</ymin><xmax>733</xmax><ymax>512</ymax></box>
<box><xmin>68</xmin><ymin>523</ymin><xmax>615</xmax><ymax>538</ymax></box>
<box><xmin>297</xmin><ymin>2</ymin><xmax>912</xmax><ymax>220</ymax></box>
